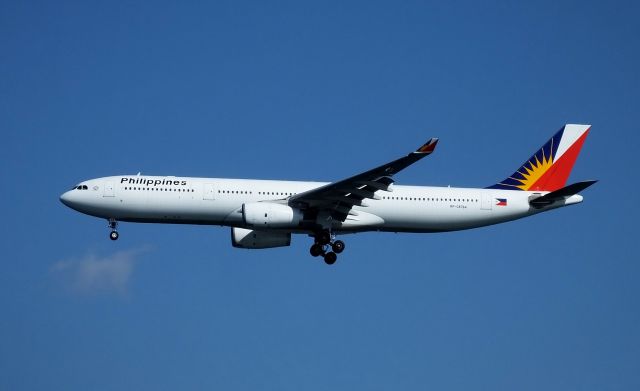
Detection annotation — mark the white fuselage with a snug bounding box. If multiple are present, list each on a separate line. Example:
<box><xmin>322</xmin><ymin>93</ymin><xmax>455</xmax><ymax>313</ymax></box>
<box><xmin>60</xmin><ymin>175</ymin><xmax>582</xmax><ymax>234</ymax></box>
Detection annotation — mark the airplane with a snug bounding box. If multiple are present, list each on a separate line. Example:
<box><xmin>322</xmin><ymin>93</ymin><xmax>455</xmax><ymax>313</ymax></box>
<box><xmin>60</xmin><ymin>124</ymin><xmax>596</xmax><ymax>265</ymax></box>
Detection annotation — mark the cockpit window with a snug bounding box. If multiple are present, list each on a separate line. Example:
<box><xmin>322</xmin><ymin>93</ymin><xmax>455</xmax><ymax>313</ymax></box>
<box><xmin>72</xmin><ymin>185</ymin><xmax>89</xmax><ymax>190</ymax></box>
<box><xmin>82</xmin><ymin>185</ymin><xmax>88</xmax><ymax>190</ymax></box>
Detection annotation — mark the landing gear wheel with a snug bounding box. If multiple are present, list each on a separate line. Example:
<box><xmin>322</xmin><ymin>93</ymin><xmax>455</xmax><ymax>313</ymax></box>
<box><xmin>310</xmin><ymin>243</ymin><xmax>324</xmax><ymax>257</ymax></box>
<box><xmin>107</xmin><ymin>218</ymin><xmax>119</xmax><ymax>241</ymax></box>
<box><xmin>324</xmin><ymin>252</ymin><xmax>337</xmax><ymax>265</ymax></box>
<box><xmin>331</xmin><ymin>240</ymin><xmax>345</xmax><ymax>254</ymax></box>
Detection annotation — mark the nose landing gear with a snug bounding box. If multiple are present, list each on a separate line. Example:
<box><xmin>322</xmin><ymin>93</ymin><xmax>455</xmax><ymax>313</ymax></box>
<box><xmin>108</xmin><ymin>218</ymin><xmax>119</xmax><ymax>241</ymax></box>
<box><xmin>309</xmin><ymin>230</ymin><xmax>345</xmax><ymax>265</ymax></box>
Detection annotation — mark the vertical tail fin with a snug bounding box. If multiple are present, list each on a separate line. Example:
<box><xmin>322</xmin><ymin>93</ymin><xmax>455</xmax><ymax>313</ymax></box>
<box><xmin>488</xmin><ymin>124</ymin><xmax>591</xmax><ymax>192</ymax></box>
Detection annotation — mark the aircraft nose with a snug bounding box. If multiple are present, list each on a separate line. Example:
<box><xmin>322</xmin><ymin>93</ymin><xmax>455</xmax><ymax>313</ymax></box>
<box><xmin>60</xmin><ymin>191</ymin><xmax>73</xmax><ymax>207</ymax></box>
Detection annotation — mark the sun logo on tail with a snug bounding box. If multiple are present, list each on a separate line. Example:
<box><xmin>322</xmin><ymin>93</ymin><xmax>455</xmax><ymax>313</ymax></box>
<box><xmin>512</xmin><ymin>151</ymin><xmax>553</xmax><ymax>190</ymax></box>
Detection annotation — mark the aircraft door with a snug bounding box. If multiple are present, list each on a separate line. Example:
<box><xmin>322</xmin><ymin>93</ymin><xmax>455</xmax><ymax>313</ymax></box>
<box><xmin>203</xmin><ymin>183</ymin><xmax>216</xmax><ymax>200</ymax></box>
<box><xmin>481</xmin><ymin>193</ymin><xmax>492</xmax><ymax>210</ymax></box>
<box><xmin>104</xmin><ymin>182</ymin><xmax>115</xmax><ymax>197</ymax></box>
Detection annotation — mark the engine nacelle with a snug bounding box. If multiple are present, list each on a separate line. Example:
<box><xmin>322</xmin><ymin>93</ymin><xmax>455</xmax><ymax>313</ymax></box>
<box><xmin>242</xmin><ymin>202</ymin><xmax>303</xmax><ymax>228</ymax></box>
<box><xmin>231</xmin><ymin>228</ymin><xmax>291</xmax><ymax>249</ymax></box>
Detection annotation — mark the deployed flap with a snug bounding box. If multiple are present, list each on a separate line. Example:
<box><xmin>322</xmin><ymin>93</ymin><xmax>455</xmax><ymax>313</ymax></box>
<box><xmin>289</xmin><ymin>138</ymin><xmax>438</xmax><ymax>222</ymax></box>
<box><xmin>529</xmin><ymin>180</ymin><xmax>597</xmax><ymax>207</ymax></box>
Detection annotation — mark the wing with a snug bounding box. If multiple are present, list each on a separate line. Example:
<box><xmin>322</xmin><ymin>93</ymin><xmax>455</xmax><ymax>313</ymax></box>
<box><xmin>288</xmin><ymin>138</ymin><xmax>439</xmax><ymax>222</ymax></box>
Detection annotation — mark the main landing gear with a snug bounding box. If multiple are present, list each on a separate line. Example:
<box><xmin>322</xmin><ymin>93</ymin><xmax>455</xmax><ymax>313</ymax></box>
<box><xmin>108</xmin><ymin>218</ymin><xmax>119</xmax><ymax>241</ymax></box>
<box><xmin>309</xmin><ymin>230</ymin><xmax>345</xmax><ymax>265</ymax></box>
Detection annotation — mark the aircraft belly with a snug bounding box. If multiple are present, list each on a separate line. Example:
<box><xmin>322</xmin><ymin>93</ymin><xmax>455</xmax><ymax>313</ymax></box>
<box><xmin>110</xmin><ymin>195</ymin><xmax>235</xmax><ymax>224</ymax></box>
<box><xmin>371</xmin><ymin>198</ymin><xmax>531</xmax><ymax>232</ymax></box>
<box><xmin>336</xmin><ymin>210</ymin><xmax>385</xmax><ymax>230</ymax></box>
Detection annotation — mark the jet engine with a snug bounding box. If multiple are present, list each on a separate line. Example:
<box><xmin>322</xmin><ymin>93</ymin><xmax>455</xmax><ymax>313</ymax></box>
<box><xmin>242</xmin><ymin>202</ymin><xmax>303</xmax><ymax>228</ymax></box>
<box><xmin>231</xmin><ymin>227</ymin><xmax>291</xmax><ymax>249</ymax></box>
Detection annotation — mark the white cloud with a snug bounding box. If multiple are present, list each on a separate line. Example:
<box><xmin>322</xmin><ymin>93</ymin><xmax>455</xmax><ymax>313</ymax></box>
<box><xmin>52</xmin><ymin>248</ymin><xmax>148</xmax><ymax>296</ymax></box>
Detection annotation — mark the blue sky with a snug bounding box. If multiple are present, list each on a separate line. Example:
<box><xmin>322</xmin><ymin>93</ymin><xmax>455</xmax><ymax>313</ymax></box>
<box><xmin>1</xmin><ymin>1</ymin><xmax>639</xmax><ymax>389</ymax></box>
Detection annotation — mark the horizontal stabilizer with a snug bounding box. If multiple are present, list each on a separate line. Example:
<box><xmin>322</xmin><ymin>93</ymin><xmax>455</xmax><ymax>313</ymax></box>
<box><xmin>529</xmin><ymin>180</ymin><xmax>597</xmax><ymax>207</ymax></box>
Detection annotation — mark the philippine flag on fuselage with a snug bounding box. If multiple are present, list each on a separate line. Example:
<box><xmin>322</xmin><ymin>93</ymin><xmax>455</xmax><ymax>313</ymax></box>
<box><xmin>496</xmin><ymin>198</ymin><xmax>507</xmax><ymax>206</ymax></box>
